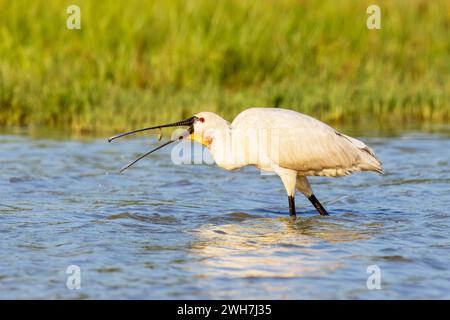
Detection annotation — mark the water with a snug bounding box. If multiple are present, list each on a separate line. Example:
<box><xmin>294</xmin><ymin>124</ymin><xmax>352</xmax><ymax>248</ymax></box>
<box><xmin>1</xmin><ymin>129</ymin><xmax>450</xmax><ymax>299</ymax></box>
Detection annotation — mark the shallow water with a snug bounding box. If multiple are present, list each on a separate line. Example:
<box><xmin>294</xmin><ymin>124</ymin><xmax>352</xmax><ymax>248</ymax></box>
<box><xmin>1</xmin><ymin>129</ymin><xmax>450</xmax><ymax>299</ymax></box>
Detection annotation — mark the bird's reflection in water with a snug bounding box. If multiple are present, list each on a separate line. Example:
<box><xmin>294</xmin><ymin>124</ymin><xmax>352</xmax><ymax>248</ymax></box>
<box><xmin>188</xmin><ymin>214</ymin><xmax>370</xmax><ymax>279</ymax></box>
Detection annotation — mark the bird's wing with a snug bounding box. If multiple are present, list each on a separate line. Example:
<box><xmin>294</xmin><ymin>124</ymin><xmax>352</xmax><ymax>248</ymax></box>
<box><xmin>231</xmin><ymin>108</ymin><xmax>382</xmax><ymax>176</ymax></box>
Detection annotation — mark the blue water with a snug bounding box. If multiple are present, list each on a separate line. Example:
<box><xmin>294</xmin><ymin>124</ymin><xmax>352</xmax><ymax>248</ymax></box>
<box><xmin>1</xmin><ymin>130</ymin><xmax>449</xmax><ymax>299</ymax></box>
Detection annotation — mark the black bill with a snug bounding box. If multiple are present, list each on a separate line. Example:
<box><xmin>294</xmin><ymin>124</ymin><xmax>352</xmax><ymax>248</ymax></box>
<box><xmin>108</xmin><ymin>116</ymin><xmax>197</xmax><ymax>172</ymax></box>
<box><xmin>108</xmin><ymin>116</ymin><xmax>198</xmax><ymax>142</ymax></box>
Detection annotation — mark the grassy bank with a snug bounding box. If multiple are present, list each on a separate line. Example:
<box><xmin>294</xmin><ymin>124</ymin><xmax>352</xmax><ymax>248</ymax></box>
<box><xmin>0</xmin><ymin>0</ymin><xmax>449</xmax><ymax>134</ymax></box>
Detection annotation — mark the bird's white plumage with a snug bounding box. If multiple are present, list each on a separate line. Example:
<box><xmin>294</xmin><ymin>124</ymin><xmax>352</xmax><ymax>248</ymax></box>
<box><xmin>230</xmin><ymin>108</ymin><xmax>382</xmax><ymax>177</ymax></box>
<box><xmin>193</xmin><ymin>108</ymin><xmax>382</xmax><ymax>177</ymax></box>
<box><xmin>190</xmin><ymin>107</ymin><xmax>382</xmax><ymax>214</ymax></box>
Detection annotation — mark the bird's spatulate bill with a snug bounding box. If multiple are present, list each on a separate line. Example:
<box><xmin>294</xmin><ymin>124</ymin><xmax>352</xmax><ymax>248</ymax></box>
<box><xmin>108</xmin><ymin>116</ymin><xmax>197</xmax><ymax>172</ymax></box>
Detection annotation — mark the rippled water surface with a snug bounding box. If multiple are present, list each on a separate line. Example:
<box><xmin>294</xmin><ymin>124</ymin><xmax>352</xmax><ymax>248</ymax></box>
<box><xmin>1</xmin><ymin>129</ymin><xmax>450</xmax><ymax>299</ymax></box>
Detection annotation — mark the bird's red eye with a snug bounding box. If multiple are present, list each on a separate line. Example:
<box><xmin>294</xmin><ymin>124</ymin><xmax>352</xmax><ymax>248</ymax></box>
<box><xmin>199</xmin><ymin>117</ymin><xmax>205</xmax><ymax>123</ymax></box>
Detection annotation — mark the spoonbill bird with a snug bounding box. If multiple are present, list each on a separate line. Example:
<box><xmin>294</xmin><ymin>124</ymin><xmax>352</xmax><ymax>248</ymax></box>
<box><xmin>108</xmin><ymin>108</ymin><xmax>382</xmax><ymax>216</ymax></box>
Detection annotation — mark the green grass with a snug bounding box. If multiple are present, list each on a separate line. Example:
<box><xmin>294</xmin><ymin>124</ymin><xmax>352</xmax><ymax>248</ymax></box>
<box><xmin>0</xmin><ymin>0</ymin><xmax>449</xmax><ymax>134</ymax></box>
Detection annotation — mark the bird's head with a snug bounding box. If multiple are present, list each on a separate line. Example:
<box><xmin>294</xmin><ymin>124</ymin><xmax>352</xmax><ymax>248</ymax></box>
<box><xmin>188</xmin><ymin>112</ymin><xmax>229</xmax><ymax>148</ymax></box>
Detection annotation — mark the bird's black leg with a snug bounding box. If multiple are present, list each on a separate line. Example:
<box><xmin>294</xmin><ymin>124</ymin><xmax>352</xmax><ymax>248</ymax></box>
<box><xmin>308</xmin><ymin>194</ymin><xmax>329</xmax><ymax>216</ymax></box>
<box><xmin>288</xmin><ymin>196</ymin><xmax>296</xmax><ymax>216</ymax></box>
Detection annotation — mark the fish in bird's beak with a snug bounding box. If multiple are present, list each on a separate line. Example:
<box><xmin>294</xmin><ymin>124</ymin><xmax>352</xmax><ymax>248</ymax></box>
<box><xmin>108</xmin><ymin>116</ymin><xmax>198</xmax><ymax>172</ymax></box>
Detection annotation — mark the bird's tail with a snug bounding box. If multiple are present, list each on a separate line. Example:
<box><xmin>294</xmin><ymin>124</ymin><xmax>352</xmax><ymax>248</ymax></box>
<box><xmin>341</xmin><ymin>134</ymin><xmax>383</xmax><ymax>174</ymax></box>
<box><xmin>361</xmin><ymin>150</ymin><xmax>383</xmax><ymax>174</ymax></box>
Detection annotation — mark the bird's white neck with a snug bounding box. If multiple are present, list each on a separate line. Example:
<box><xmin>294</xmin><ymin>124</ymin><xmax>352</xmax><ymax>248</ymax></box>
<box><xmin>208</xmin><ymin>128</ymin><xmax>249</xmax><ymax>171</ymax></box>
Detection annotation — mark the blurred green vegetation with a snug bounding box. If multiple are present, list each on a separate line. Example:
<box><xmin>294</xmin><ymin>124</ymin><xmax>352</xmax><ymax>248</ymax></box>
<box><xmin>0</xmin><ymin>0</ymin><xmax>449</xmax><ymax>134</ymax></box>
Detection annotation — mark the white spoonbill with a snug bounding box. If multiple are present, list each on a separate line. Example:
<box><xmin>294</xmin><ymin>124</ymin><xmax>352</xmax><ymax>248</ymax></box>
<box><xmin>108</xmin><ymin>108</ymin><xmax>382</xmax><ymax>216</ymax></box>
